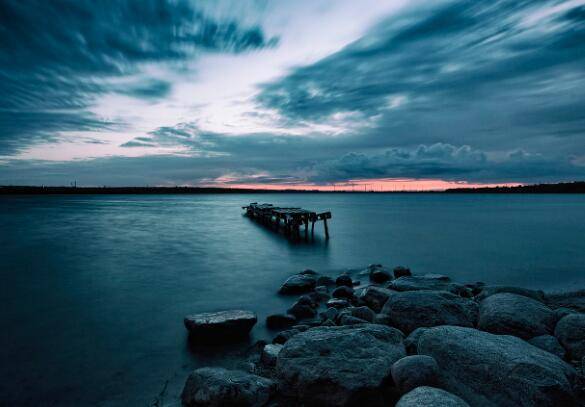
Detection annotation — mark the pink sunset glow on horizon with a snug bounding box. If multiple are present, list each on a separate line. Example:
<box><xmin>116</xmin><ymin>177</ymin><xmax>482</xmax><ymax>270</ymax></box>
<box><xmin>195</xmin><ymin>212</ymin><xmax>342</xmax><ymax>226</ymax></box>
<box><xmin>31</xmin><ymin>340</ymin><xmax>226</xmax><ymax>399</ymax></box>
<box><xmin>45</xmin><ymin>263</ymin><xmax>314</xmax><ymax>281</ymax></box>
<box><xmin>201</xmin><ymin>178</ymin><xmax>523</xmax><ymax>192</ymax></box>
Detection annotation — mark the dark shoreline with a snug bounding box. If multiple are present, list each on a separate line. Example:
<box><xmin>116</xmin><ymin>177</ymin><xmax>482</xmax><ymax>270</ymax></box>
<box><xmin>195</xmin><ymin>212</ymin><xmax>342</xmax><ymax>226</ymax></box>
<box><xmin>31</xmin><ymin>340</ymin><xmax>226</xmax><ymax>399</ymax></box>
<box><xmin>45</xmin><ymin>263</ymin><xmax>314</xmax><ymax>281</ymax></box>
<box><xmin>1</xmin><ymin>181</ymin><xmax>584</xmax><ymax>195</ymax></box>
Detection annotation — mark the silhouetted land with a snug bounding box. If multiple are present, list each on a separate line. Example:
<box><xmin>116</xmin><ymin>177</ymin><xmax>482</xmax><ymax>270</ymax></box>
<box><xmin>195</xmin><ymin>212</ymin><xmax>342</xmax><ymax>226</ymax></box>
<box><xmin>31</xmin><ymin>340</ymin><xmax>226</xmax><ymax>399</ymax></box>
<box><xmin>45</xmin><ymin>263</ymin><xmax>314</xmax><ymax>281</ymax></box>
<box><xmin>0</xmin><ymin>181</ymin><xmax>584</xmax><ymax>195</ymax></box>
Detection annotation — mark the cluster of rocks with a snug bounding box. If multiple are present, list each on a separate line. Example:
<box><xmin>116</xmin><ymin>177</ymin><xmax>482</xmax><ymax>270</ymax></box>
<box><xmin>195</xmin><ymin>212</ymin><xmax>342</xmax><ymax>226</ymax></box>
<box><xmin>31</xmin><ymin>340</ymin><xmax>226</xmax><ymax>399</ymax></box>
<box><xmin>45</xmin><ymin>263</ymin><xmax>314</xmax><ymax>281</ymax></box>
<box><xmin>181</xmin><ymin>265</ymin><xmax>585</xmax><ymax>406</ymax></box>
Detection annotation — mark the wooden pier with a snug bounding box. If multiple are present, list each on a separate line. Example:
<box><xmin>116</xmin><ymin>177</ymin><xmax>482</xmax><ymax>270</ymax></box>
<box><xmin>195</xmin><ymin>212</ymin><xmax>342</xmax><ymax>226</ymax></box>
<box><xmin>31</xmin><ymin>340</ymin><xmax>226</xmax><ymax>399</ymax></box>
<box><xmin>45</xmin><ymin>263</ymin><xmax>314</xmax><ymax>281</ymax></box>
<box><xmin>243</xmin><ymin>203</ymin><xmax>332</xmax><ymax>240</ymax></box>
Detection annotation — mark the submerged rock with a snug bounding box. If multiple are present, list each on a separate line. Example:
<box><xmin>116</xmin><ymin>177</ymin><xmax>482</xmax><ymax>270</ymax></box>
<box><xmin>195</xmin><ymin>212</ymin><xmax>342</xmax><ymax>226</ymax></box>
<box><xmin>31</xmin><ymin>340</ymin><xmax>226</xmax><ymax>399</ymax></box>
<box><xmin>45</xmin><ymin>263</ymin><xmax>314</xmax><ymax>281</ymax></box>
<box><xmin>417</xmin><ymin>326</ymin><xmax>577</xmax><ymax>406</ymax></box>
<box><xmin>529</xmin><ymin>335</ymin><xmax>566</xmax><ymax>360</ymax></box>
<box><xmin>393</xmin><ymin>266</ymin><xmax>412</xmax><ymax>279</ymax></box>
<box><xmin>276</xmin><ymin>324</ymin><xmax>406</xmax><ymax>406</ymax></box>
<box><xmin>279</xmin><ymin>274</ymin><xmax>317</xmax><ymax>294</ymax></box>
<box><xmin>184</xmin><ymin>310</ymin><xmax>257</xmax><ymax>341</ymax></box>
<box><xmin>360</xmin><ymin>286</ymin><xmax>394</xmax><ymax>313</ymax></box>
<box><xmin>478</xmin><ymin>293</ymin><xmax>555</xmax><ymax>339</ymax></box>
<box><xmin>396</xmin><ymin>386</ymin><xmax>469</xmax><ymax>407</ymax></box>
<box><xmin>316</xmin><ymin>275</ymin><xmax>336</xmax><ymax>287</ymax></box>
<box><xmin>555</xmin><ymin>313</ymin><xmax>585</xmax><ymax>360</ymax></box>
<box><xmin>476</xmin><ymin>285</ymin><xmax>545</xmax><ymax>302</ymax></box>
<box><xmin>391</xmin><ymin>355</ymin><xmax>440</xmax><ymax>394</ymax></box>
<box><xmin>266</xmin><ymin>313</ymin><xmax>296</xmax><ymax>329</ymax></box>
<box><xmin>369</xmin><ymin>266</ymin><xmax>392</xmax><ymax>283</ymax></box>
<box><xmin>181</xmin><ymin>367</ymin><xmax>276</xmax><ymax>407</ymax></box>
<box><xmin>381</xmin><ymin>290</ymin><xmax>478</xmax><ymax>334</ymax></box>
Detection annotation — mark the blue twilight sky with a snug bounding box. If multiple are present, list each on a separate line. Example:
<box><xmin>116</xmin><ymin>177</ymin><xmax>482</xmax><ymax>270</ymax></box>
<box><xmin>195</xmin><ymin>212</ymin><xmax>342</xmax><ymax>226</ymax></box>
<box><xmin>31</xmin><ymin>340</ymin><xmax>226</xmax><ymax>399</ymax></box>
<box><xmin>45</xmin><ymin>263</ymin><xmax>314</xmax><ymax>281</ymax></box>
<box><xmin>0</xmin><ymin>0</ymin><xmax>584</xmax><ymax>187</ymax></box>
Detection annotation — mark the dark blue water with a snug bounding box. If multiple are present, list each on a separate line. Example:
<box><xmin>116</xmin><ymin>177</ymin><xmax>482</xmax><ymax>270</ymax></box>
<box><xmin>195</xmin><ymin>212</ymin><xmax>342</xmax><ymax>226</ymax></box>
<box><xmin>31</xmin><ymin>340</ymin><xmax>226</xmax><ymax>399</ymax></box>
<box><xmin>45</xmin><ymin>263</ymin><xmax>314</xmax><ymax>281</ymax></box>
<box><xmin>1</xmin><ymin>193</ymin><xmax>584</xmax><ymax>406</ymax></box>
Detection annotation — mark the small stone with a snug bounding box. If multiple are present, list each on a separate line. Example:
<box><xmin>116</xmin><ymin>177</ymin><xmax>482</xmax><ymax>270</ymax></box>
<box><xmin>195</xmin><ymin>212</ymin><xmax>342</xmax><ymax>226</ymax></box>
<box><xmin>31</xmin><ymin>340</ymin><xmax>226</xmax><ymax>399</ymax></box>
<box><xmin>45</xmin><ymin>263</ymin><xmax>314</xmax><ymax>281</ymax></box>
<box><xmin>332</xmin><ymin>285</ymin><xmax>354</xmax><ymax>299</ymax></box>
<box><xmin>347</xmin><ymin>306</ymin><xmax>375</xmax><ymax>323</ymax></box>
<box><xmin>529</xmin><ymin>335</ymin><xmax>566</xmax><ymax>359</ymax></box>
<box><xmin>336</xmin><ymin>274</ymin><xmax>353</xmax><ymax>287</ymax></box>
<box><xmin>393</xmin><ymin>266</ymin><xmax>412</xmax><ymax>278</ymax></box>
<box><xmin>181</xmin><ymin>367</ymin><xmax>276</xmax><ymax>407</ymax></box>
<box><xmin>266</xmin><ymin>313</ymin><xmax>296</xmax><ymax>329</ymax></box>
<box><xmin>261</xmin><ymin>344</ymin><xmax>283</xmax><ymax>367</ymax></box>
<box><xmin>279</xmin><ymin>274</ymin><xmax>317</xmax><ymax>294</ymax></box>
<box><xmin>396</xmin><ymin>386</ymin><xmax>469</xmax><ymax>407</ymax></box>
<box><xmin>361</xmin><ymin>286</ymin><xmax>394</xmax><ymax>313</ymax></box>
<box><xmin>286</xmin><ymin>302</ymin><xmax>316</xmax><ymax>320</ymax></box>
<box><xmin>555</xmin><ymin>313</ymin><xmax>585</xmax><ymax>361</ymax></box>
<box><xmin>391</xmin><ymin>355</ymin><xmax>440</xmax><ymax>393</ymax></box>
<box><xmin>370</xmin><ymin>268</ymin><xmax>392</xmax><ymax>283</ymax></box>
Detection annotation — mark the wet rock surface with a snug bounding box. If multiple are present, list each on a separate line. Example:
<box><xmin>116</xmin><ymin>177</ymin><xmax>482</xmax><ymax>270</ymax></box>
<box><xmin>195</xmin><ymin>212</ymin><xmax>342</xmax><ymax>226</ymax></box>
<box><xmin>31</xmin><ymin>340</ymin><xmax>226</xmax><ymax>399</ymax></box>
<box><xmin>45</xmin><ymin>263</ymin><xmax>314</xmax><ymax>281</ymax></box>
<box><xmin>417</xmin><ymin>326</ymin><xmax>577</xmax><ymax>406</ymax></box>
<box><xmin>478</xmin><ymin>292</ymin><xmax>555</xmax><ymax>339</ymax></box>
<box><xmin>184</xmin><ymin>310</ymin><xmax>257</xmax><ymax>341</ymax></box>
<box><xmin>276</xmin><ymin>324</ymin><xmax>406</xmax><ymax>406</ymax></box>
<box><xmin>279</xmin><ymin>274</ymin><xmax>317</xmax><ymax>294</ymax></box>
<box><xmin>391</xmin><ymin>355</ymin><xmax>440</xmax><ymax>394</ymax></box>
<box><xmin>381</xmin><ymin>290</ymin><xmax>478</xmax><ymax>334</ymax></box>
<box><xmin>396</xmin><ymin>386</ymin><xmax>470</xmax><ymax>407</ymax></box>
<box><xmin>181</xmin><ymin>367</ymin><xmax>276</xmax><ymax>407</ymax></box>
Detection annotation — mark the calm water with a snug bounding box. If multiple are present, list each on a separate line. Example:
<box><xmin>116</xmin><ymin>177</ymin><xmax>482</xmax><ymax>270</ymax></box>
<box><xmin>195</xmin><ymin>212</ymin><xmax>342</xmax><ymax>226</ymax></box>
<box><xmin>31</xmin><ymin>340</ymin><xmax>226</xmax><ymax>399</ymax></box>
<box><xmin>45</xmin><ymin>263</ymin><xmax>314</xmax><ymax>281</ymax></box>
<box><xmin>1</xmin><ymin>193</ymin><xmax>585</xmax><ymax>406</ymax></box>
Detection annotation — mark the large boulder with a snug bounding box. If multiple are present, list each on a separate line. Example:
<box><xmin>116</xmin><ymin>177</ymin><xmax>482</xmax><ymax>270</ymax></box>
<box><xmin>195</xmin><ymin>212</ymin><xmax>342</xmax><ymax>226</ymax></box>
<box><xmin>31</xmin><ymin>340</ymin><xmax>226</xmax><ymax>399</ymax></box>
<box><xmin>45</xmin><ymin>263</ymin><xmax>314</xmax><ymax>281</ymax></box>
<box><xmin>369</xmin><ymin>265</ymin><xmax>392</xmax><ymax>284</ymax></box>
<box><xmin>555</xmin><ymin>313</ymin><xmax>585</xmax><ymax>360</ymax></box>
<box><xmin>389</xmin><ymin>275</ymin><xmax>470</xmax><ymax>297</ymax></box>
<box><xmin>276</xmin><ymin>324</ymin><xmax>406</xmax><ymax>406</ymax></box>
<box><xmin>417</xmin><ymin>326</ymin><xmax>577</xmax><ymax>406</ymax></box>
<box><xmin>478</xmin><ymin>293</ymin><xmax>555</xmax><ymax>339</ymax></box>
<box><xmin>476</xmin><ymin>285</ymin><xmax>545</xmax><ymax>302</ymax></box>
<box><xmin>404</xmin><ymin>327</ymin><xmax>429</xmax><ymax>355</ymax></box>
<box><xmin>181</xmin><ymin>367</ymin><xmax>276</xmax><ymax>406</ymax></box>
<box><xmin>184</xmin><ymin>310</ymin><xmax>257</xmax><ymax>341</ymax></box>
<box><xmin>391</xmin><ymin>355</ymin><xmax>440</xmax><ymax>394</ymax></box>
<box><xmin>528</xmin><ymin>335</ymin><xmax>566</xmax><ymax>360</ymax></box>
<box><xmin>396</xmin><ymin>386</ymin><xmax>469</xmax><ymax>407</ymax></box>
<box><xmin>279</xmin><ymin>274</ymin><xmax>316</xmax><ymax>294</ymax></box>
<box><xmin>381</xmin><ymin>290</ymin><xmax>478</xmax><ymax>334</ymax></box>
<box><xmin>360</xmin><ymin>286</ymin><xmax>394</xmax><ymax>313</ymax></box>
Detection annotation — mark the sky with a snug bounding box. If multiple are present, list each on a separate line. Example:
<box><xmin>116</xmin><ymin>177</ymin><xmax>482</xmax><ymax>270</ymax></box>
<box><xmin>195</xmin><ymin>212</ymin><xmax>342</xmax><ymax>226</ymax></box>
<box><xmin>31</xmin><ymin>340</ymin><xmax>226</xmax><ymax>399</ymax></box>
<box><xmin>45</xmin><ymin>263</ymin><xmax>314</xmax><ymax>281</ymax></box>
<box><xmin>0</xmin><ymin>0</ymin><xmax>584</xmax><ymax>190</ymax></box>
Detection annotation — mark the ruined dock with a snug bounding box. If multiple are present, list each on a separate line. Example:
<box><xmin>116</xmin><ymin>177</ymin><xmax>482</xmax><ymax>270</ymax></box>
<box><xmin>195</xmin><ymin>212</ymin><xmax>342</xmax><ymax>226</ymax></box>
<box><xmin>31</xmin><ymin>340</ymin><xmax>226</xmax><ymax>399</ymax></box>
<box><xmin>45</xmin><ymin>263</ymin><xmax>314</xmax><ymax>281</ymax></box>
<box><xmin>243</xmin><ymin>203</ymin><xmax>332</xmax><ymax>239</ymax></box>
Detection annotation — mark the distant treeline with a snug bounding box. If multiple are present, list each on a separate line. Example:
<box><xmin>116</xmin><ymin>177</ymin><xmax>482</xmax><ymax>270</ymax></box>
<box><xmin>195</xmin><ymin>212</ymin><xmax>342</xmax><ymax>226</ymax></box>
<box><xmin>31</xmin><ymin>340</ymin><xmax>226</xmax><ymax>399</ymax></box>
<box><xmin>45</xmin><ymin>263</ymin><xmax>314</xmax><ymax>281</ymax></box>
<box><xmin>444</xmin><ymin>181</ymin><xmax>585</xmax><ymax>194</ymax></box>
<box><xmin>1</xmin><ymin>181</ymin><xmax>584</xmax><ymax>195</ymax></box>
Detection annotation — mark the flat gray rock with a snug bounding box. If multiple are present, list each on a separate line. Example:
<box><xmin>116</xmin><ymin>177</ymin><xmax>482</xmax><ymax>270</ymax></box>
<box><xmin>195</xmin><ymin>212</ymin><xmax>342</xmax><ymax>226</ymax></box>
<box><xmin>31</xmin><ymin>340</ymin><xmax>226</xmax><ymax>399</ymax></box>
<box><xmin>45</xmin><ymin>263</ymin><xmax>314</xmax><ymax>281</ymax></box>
<box><xmin>417</xmin><ymin>326</ymin><xmax>577</xmax><ymax>406</ymax></box>
<box><xmin>389</xmin><ymin>275</ymin><xmax>470</xmax><ymax>297</ymax></box>
<box><xmin>276</xmin><ymin>324</ymin><xmax>406</xmax><ymax>406</ymax></box>
<box><xmin>279</xmin><ymin>274</ymin><xmax>317</xmax><ymax>294</ymax></box>
<box><xmin>184</xmin><ymin>310</ymin><xmax>257</xmax><ymax>341</ymax></box>
<box><xmin>478</xmin><ymin>293</ymin><xmax>555</xmax><ymax>339</ymax></box>
<box><xmin>181</xmin><ymin>367</ymin><xmax>275</xmax><ymax>406</ymax></box>
<box><xmin>555</xmin><ymin>313</ymin><xmax>585</xmax><ymax>360</ymax></box>
<box><xmin>381</xmin><ymin>290</ymin><xmax>478</xmax><ymax>334</ymax></box>
<box><xmin>396</xmin><ymin>386</ymin><xmax>469</xmax><ymax>407</ymax></box>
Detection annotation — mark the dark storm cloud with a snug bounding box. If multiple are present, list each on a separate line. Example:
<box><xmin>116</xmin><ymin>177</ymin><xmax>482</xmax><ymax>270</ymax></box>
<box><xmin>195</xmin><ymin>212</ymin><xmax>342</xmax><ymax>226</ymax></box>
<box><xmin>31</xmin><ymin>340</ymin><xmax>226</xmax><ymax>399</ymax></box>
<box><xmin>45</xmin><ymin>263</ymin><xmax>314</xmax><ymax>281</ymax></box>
<box><xmin>256</xmin><ymin>0</ymin><xmax>585</xmax><ymax>179</ymax></box>
<box><xmin>0</xmin><ymin>0</ymin><xmax>276</xmax><ymax>155</ymax></box>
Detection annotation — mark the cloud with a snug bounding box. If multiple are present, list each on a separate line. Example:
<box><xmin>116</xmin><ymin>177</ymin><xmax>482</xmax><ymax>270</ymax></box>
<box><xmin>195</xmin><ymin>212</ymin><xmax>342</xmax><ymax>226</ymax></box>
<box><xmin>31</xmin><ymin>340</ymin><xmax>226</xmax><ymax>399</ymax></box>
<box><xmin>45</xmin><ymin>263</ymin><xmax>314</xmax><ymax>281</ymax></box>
<box><xmin>0</xmin><ymin>0</ymin><xmax>276</xmax><ymax>155</ymax></box>
<box><xmin>256</xmin><ymin>0</ymin><xmax>585</xmax><ymax>157</ymax></box>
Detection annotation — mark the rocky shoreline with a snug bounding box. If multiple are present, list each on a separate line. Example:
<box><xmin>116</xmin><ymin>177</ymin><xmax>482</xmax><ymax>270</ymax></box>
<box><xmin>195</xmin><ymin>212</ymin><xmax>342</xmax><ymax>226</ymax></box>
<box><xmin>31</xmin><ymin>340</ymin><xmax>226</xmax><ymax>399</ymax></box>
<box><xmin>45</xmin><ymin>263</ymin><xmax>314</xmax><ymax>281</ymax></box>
<box><xmin>180</xmin><ymin>265</ymin><xmax>585</xmax><ymax>406</ymax></box>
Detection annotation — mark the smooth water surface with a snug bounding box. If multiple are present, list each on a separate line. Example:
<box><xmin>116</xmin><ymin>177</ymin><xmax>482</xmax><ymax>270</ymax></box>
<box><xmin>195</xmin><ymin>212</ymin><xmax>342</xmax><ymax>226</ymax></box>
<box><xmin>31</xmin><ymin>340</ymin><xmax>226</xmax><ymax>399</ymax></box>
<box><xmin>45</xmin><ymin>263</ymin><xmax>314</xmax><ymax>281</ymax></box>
<box><xmin>1</xmin><ymin>193</ymin><xmax>584</xmax><ymax>405</ymax></box>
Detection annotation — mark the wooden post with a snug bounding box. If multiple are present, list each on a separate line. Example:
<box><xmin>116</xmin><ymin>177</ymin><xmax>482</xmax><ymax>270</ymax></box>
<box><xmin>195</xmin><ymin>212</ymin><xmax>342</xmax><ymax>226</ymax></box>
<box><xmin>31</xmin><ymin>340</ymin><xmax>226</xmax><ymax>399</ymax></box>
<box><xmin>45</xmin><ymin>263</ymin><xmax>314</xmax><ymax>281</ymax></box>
<box><xmin>304</xmin><ymin>218</ymin><xmax>309</xmax><ymax>240</ymax></box>
<box><xmin>311</xmin><ymin>221</ymin><xmax>315</xmax><ymax>237</ymax></box>
<box><xmin>323</xmin><ymin>218</ymin><xmax>330</xmax><ymax>239</ymax></box>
